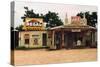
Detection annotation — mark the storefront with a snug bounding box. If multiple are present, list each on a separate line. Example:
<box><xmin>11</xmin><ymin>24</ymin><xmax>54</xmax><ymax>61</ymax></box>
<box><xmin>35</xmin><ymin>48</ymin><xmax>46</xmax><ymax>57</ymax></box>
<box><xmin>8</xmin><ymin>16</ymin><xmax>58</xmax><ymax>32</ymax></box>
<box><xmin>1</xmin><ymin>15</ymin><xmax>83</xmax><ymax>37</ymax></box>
<box><xmin>47</xmin><ymin>16</ymin><xmax>97</xmax><ymax>49</ymax></box>
<box><xmin>19</xmin><ymin>31</ymin><xmax>47</xmax><ymax>48</ymax></box>
<box><xmin>18</xmin><ymin>16</ymin><xmax>97</xmax><ymax>49</ymax></box>
<box><xmin>18</xmin><ymin>18</ymin><xmax>48</xmax><ymax>48</ymax></box>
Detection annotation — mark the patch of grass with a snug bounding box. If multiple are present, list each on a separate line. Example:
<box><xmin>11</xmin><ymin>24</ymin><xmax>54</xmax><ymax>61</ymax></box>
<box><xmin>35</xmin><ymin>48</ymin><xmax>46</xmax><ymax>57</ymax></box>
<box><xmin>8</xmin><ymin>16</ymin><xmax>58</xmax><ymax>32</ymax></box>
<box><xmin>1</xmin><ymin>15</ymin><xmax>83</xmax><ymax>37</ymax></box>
<box><xmin>15</xmin><ymin>46</ymin><xmax>49</xmax><ymax>50</ymax></box>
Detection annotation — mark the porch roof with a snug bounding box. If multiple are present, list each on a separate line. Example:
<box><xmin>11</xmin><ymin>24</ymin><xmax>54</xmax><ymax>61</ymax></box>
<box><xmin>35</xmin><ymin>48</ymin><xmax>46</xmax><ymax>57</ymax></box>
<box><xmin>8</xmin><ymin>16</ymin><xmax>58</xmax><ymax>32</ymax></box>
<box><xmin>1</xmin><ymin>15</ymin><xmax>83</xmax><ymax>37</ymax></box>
<box><xmin>49</xmin><ymin>24</ymin><xmax>96</xmax><ymax>31</ymax></box>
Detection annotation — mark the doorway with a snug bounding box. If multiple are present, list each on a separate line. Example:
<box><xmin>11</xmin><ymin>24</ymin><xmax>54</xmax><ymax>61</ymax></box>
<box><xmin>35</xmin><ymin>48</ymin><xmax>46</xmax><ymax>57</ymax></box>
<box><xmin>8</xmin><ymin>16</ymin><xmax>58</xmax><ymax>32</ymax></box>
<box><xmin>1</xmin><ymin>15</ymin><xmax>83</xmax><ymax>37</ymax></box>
<box><xmin>55</xmin><ymin>32</ymin><xmax>62</xmax><ymax>49</ymax></box>
<box><xmin>64</xmin><ymin>32</ymin><xmax>82</xmax><ymax>49</ymax></box>
<box><xmin>42</xmin><ymin>33</ymin><xmax>47</xmax><ymax>46</ymax></box>
<box><xmin>64</xmin><ymin>32</ymin><xmax>73</xmax><ymax>49</ymax></box>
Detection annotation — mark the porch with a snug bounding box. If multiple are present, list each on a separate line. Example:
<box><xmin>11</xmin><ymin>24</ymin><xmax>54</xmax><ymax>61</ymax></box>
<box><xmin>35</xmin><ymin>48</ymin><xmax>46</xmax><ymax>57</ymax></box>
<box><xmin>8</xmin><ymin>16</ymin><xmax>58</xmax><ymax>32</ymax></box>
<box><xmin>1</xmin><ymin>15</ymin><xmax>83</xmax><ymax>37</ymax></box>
<box><xmin>48</xmin><ymin>25</ymin><xmax>97</xmax><ymax>49</ymax></box>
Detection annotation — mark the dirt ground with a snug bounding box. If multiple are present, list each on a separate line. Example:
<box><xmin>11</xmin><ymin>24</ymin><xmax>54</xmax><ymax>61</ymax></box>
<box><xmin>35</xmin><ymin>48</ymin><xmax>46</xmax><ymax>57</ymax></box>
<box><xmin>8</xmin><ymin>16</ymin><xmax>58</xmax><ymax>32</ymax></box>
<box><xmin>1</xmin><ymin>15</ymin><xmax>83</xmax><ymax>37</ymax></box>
<box><xmin>14</xmin><ymin>48</ymin><xmax>97</xmax><ymax>66</ymax></box>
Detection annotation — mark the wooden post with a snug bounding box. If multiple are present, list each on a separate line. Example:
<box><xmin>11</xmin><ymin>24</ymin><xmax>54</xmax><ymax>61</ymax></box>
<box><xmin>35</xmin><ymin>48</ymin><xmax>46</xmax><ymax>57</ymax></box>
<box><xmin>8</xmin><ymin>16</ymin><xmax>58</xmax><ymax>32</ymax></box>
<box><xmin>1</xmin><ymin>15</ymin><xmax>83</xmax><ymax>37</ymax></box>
<box><xmin>50</xmin><ymin>31</ymin><xmax>56</xmax><ymax>49</ymax></box>
<box><xmin>82</xmin><ymin>32</ymin><xmax>86</xmax><ymax>47</ymax></box>
<box><xmin>62</xmin><ymin>31</ymin><xmax>64</xmax><ymax>48</ymax></box>
<box><xmin>92</xmin><ymin>31</ymin><xmax>95</xmax><ymax>46</ymax></box>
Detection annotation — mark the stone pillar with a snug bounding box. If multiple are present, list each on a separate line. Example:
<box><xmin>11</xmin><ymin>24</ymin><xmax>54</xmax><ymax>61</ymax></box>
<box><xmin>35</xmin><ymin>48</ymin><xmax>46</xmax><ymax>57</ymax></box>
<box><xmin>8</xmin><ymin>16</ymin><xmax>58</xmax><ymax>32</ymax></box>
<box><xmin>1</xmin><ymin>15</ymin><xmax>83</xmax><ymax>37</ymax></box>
<box><xmin>62</xmin><ymin>31</ymin><xmax>64</xmax><ymax>48</ymax></box>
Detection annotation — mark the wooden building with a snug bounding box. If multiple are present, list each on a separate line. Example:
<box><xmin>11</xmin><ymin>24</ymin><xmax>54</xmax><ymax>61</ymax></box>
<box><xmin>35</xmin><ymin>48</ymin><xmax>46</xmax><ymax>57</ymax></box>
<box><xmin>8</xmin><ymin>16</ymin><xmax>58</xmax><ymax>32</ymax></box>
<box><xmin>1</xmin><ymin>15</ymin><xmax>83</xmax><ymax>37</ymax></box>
<box><xmin>19</xmin><ymin>18</ymin><xmax>48</xmax><ymax>48</ymax></box>
<box><xmin>47</xmin><ymin>16</ymin><xmax>97</xmax><ymax>49</ymax></box>
<box><xmin>18</xmin><ymin>15</ymin><xmax>97</xmax><ymax>49</ymax></box>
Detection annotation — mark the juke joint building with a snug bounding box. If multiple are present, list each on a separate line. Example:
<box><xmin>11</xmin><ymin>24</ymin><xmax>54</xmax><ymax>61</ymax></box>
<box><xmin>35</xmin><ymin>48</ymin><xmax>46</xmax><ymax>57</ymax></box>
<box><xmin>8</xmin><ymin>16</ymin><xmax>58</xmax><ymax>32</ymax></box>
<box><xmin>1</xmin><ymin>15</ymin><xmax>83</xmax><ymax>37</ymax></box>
<box><xmin>19</xmin><ymin>16</ymin><xmax>97</xmax><ymax>49</ymax></box>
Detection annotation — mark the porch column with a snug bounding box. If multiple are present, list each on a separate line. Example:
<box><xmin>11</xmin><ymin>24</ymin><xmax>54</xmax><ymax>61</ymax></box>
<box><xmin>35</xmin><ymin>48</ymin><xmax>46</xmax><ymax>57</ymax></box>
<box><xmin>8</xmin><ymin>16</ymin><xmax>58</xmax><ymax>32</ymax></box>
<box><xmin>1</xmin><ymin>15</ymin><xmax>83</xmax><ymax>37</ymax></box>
<box><xmin>91</xmin><ymin>31</ymin><xmax>95</xmax><ymax>46</ymax></box>
<box><xmin>50</xmin><ymin>31</ymin><xmax>56</xmax><ymax>49</ymax></box>
<box><xmin>62</xmin><ymin>31</ymin><xmax>64</xmax><ymax>48</ymax></box>
<box><xmin>82</xmin><ymin>32</ymin><xmax>86</xmax><ymax>46</ymax></box>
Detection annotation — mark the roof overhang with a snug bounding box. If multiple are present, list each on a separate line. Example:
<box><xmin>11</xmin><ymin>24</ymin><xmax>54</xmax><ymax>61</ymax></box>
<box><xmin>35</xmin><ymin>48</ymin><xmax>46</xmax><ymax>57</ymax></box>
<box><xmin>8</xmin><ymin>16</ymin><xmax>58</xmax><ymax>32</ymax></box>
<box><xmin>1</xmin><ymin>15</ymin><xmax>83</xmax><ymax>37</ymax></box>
<box><xmin>49</xmin><ymin>25</ymin><xmax>97</xmax><ymax>31</ymax></box>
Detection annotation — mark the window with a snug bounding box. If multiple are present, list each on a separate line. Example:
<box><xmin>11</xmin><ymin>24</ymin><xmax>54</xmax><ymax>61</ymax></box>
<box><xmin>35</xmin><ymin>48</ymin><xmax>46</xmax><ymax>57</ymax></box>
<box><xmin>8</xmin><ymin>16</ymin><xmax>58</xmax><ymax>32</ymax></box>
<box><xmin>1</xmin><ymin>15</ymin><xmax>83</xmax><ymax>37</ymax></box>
<box><xmin>33</xmin><ymin>38</ymin><xmax>38</xmax><ymax>45</ymax></box>
<box><xmin>25</xmin><ymin>39</ymin><xmax>29</xmax><ymax>44</ymax></box>
<box><xmin>42</xmin><ymin>33</ymin><xmax>47</xmax><ymax>46</ymax></box>
<box><xmin>24</xmin><ymin>34</ymin><xmax>30</xmax><ymax>44</ymax></box>
<box><xmin>32</xmin><ymin>35</ymin><xmax>39</xmax><ymax>45</ymax></box>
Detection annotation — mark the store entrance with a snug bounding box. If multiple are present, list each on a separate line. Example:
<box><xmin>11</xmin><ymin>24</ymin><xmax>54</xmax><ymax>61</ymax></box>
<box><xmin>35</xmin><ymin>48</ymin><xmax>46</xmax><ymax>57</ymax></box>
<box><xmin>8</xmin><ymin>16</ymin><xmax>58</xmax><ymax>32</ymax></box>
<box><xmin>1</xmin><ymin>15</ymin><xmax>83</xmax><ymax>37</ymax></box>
<box><xmin>64</xmin><ymin>32</ymin><xmax>82</xmax><ymax>49</ymax></box>
<box><xmin>42</xmin><ymin>33</ymin><xmax>47</xmax><ymax>46</ymax></box>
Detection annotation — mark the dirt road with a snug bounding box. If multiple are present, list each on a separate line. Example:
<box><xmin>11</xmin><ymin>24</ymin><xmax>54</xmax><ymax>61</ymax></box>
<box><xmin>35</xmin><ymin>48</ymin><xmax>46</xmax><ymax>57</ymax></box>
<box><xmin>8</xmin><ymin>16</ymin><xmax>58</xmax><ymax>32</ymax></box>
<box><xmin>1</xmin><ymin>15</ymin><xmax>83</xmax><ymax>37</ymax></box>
<box><xmin>14</xmin><ymin>48</ymin><xmax>97</xmax><ymax>65</ymax></box>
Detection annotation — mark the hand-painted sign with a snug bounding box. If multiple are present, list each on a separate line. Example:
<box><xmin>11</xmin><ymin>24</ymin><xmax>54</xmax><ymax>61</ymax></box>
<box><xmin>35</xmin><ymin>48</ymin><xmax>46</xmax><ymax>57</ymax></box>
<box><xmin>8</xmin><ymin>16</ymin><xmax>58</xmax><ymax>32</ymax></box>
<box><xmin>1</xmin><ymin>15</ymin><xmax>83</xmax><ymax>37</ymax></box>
<box><xmin>23</xmin><ymin>18</ymin><xmax>44</xmax><ymax>31</ymax></box>
<box><xmin>71</xmin><ymin>16</ymin><xmax>80</xmax><ymax>23</ymax></box>
<box><xmin>71</xmin><ymin>29</ymin><xmax>81</xmax><ymax>32</ymax></box>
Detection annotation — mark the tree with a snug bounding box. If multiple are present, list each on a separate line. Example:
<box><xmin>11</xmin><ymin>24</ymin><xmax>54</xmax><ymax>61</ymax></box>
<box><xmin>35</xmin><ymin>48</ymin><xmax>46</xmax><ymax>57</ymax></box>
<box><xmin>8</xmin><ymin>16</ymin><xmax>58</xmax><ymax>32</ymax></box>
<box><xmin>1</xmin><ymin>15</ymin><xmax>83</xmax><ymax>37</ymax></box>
<box><xmin>43</xmin><ymin>11</ymin><xmax>63</xmax><ymax>28</ymax></box>
<box><xmin>90</xmin><ymin>12</ymin><xmax>97</xmax><ymax>27</ymax></box>
<box><xmin>77</xmin><ymin>11</ymin><xmax>97</xmax><ymax>27</ymax></box>
<box><xmin>21</xmin><ymin>7</ymin><xmax>63</xmax><ymax>28</ymax></box>
<box><xmin>77</xmin><ymin>12</ymin><xmax>84</xmax><ymax>18</ymax></box>
<box><xmin>16</xmin><ymin>25</ymin><xmax>23</xmax><ymax>31</ymax></box>
<box><xmin>21</xmin><ymin>7</ymin><xmax>44</xmax><ymax>22</ymax></box>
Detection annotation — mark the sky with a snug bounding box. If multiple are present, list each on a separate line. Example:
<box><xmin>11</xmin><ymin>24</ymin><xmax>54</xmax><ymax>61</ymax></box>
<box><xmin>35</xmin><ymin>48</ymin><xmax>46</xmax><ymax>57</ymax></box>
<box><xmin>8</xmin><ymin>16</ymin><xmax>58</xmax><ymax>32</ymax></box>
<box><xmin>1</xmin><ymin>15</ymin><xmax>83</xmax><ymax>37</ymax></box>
<box><xmin>14</xmin><ymin>1</ymin><xmax>97</xmax><ymax>28</ymax></box>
